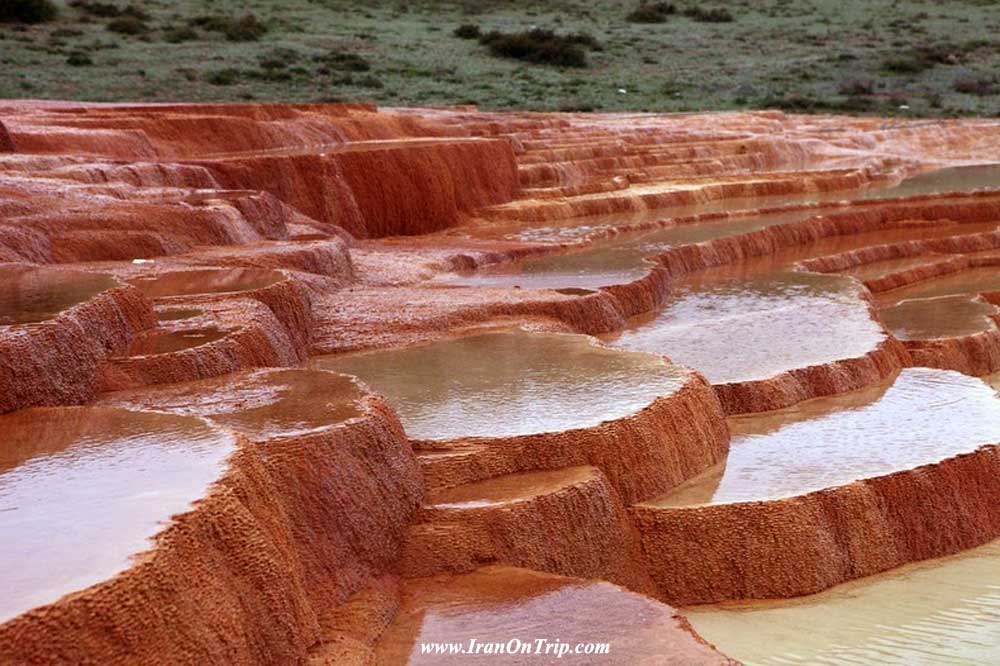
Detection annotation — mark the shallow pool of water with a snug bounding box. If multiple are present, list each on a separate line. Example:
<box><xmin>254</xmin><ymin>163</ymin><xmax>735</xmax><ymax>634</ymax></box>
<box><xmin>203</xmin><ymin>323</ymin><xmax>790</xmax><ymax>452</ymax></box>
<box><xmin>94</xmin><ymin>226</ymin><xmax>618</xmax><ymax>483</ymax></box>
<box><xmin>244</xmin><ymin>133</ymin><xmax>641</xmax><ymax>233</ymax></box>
<box><xmin>426</xmin><ymin>466</ymin><xmax>594</xmax><ymax>510</ymax></box>
<box><xmin>877</xmin><ymin>267</ymin><xmax>1000</xmax><ymax>306</ymax></box>
<box><xmin>128</xmin><ymin>268</ymin><xmax>283</xmax><ymax>299</ymax></box>
<box><xmin>126</xmin><ymin>326</ymin><xmax>228</xmax><ymax>356</ymax></box>
<box><xmin>312</xmin><ymin>330</ymin><xmax>686</xmax><ymax>441</ymax></box>
<box><xmin>0</xmin><ymin>407</ymin><xmax>234</xmax><ymax>621</ymax></box>
<box><xmin>0</xmin><ymin>265</ymin><xmax>117</xmax><ymax>326</ymax></box>
<box><xmin>762</xmin><ymin>221</ymin><xmax>999</xmax><ymax>271</ymax></box>
<box><xmin>469</xmin><ymin>190</ymin><xmax>845</xmax><ymax>245</ymax></box>
<box><xmin>841</xmin><ymin>255</ymin><xmax>947</xmax><ymax>281</ymax></box>
<box><xmin>375</xmin><ymin>565</ymin><xmax>713</xmax><ymax>665</ymax></box>
<box><xmin>442</xmin><ymin>167</ymin><xmax>1000</xmax><ymax>293</ymax></box>
<box><xmin>462</xmin><ymin>164</ymin><xmax>999</xmax><ymax>248</ymax></box>
<box><xmin>861</xmin><ymin>163</ymin><xmax>1000</xmax><ymax>200</ymax></box>
<box><xmin>648</xmin><ymin>368</ymin><xmax>1000</xmax><ymax>506</ymax></box>
<box><xmin>880</xmin><ymin>295</ymin><xmax>998</xmax><ymax>340</ymax></box>
<box><xmin>440</xmin><ymin>210</ymin><xmax>814</xmax><ymax>290</ymax></box>
<box><xmin>103</xmin><ymin>368</ymin><xmax>365</xmax><ymax>439</ymax></box>
<box><xmin>608</xmin><ymin>270</ymin><xmax>884</xmax><ymax>384</ymax></box>
<box><xmin>155</xmin><ymin>307</ymin><xmax>204</xmax><ymax>322</ymax></box>
<box><xmin>684</xmin><ymin>538</ymin><xmax>1000</xmax><ymax>666</ymax></box>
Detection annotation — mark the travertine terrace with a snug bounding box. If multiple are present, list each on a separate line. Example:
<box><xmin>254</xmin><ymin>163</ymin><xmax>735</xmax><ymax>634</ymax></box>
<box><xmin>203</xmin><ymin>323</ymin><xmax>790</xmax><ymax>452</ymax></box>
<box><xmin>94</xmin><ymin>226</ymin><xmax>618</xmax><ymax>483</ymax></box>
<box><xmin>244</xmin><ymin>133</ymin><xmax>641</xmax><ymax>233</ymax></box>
<box><xmin>1</xmin><ymin>101</ymin><xmax>999</xmax><ymax>665</ymax></box>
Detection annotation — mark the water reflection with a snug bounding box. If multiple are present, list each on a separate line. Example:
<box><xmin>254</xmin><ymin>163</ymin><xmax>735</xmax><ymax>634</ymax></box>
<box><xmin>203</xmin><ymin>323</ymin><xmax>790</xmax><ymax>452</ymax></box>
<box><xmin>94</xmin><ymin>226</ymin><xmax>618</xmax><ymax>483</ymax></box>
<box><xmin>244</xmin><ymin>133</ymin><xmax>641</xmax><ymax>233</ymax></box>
<box><xmin>0</xmin><ymin>265</ymin><xmax>117</xmax><ymax>326</ymax></box>
<box><xmin>685</xmin><ymin>539</ymin><xmax>1000</xmax><ymax>666</ymax></box>
<box><xmin>312</xmin><ymin>330</ymin><xmax>685</xmax><ymax>440</ymax></box>
<box><xmin>650</xmin><ymin>369</ymin><xmax>1000</xmax><ymax>505</ymax></box>
<box><xmin>0</xmin><ymin>407</ymin><xmax>234</xmax><ymax>621</ymax></box>
<box><xmin>128</xmin><ymin>268</ymin><xmax>282</xmax><ymax>299</ymax></box>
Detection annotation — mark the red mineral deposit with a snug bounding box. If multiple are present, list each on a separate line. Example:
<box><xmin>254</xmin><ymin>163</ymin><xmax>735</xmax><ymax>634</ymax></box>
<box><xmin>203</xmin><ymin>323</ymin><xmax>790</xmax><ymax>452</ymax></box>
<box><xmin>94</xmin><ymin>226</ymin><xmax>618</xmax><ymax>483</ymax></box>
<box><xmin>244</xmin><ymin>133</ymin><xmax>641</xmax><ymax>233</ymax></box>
<box><xmin>1</xmin><ymin>102</ymin><xmax>999</xmax><ymax>665</ymax></box>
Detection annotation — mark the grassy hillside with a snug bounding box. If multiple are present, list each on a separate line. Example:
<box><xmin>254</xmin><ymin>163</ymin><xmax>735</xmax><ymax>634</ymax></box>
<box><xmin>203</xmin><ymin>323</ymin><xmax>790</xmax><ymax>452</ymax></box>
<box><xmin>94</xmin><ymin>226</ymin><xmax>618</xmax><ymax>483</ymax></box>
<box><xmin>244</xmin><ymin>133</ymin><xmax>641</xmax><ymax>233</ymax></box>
<box><xmin>1</xmin><ymin>0</ymin><xmax>998</xmax><ymax>116</ymax></box>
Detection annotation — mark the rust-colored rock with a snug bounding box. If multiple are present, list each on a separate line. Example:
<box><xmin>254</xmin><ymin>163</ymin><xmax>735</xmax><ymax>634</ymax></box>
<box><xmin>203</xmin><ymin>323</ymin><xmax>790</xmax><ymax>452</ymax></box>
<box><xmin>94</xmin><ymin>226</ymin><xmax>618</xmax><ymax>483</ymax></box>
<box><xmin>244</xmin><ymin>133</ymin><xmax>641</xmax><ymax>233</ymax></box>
<box><xmin>0</xmin><ymin>370</ymin><xmax>422</xmax><ymax>665</ymax></box>
<box><xmin>3</xmin><ymin>101</ymin><xmax>1000</xmax><ymax>664</ymax></box>
<box><xmin>632</xmin><ymin>443</ymin><xmax>1000</xmax><ymax>604</ymax></box>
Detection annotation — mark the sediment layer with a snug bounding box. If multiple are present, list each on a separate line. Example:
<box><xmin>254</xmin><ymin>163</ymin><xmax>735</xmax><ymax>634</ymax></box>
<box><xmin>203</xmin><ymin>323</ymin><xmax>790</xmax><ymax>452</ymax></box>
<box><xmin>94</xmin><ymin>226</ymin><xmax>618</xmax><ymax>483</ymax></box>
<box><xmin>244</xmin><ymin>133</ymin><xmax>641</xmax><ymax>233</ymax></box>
<box><xmin>0</xmin><ymin>270</ymin><xmax>154</xmax><ymax>413</ymax></box>
<box><xmin>96</xmin><ymin>297</ymin><xmax>304</xmax><ymax>391</ymax></box>
<box><xmin>310</xmin><ymin>566</ymin><xmax>738</xmax><ymax>665</ymax></box>
<box><xmin>413</xmin><ymin>369</ymin><xmax>729</xmax><ymax>503</ymax></box>
<box><xmin>398</xmin><ymin>466</ymin><xmax>656</xmax><ymax>594</ymax></box>
<box><xmin>631</xmin><ymin>443</ymin><xmax>1000</xmax><ymax>605</ymax></box>
<box><xmin>712</xmin><ymin>336</ymin><xmax>910</xmax><ymax>415</ymax></box>
<box><xmin>0</xmin><ymin>371</ymin><xmax>422</xmax><ymax>665</ymax></box>
<box><xmin>195</xmin><ymin>138</ymin><xmax>520</xmax><ymax>238</ymax></box>
<box><xmin>3</xmin><ymin>102</ymin><xmax>1000</xmax><ymax>664</ymax></box>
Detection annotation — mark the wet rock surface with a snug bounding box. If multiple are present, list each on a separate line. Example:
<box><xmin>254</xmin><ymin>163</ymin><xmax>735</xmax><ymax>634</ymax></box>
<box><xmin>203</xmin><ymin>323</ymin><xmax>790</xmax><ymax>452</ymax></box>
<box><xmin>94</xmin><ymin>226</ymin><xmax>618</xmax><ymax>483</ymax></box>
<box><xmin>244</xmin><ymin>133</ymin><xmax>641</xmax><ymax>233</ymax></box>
<box><xmin>685</xmin><ymin>539</ymin><xmax>1000</xmax><ymax>665</ymax></box>
<box><xmin>654</xmin><ymin>368</ymin><xmax>1000</xmax><ymax>506</ymax></box>
<box><xmin>0</xmin><ymin>407</ymin><xmax>235</xmax><ymax>622</ymax></box>
<box><xmin>0</xmin><ymin>102</ymin><xmax>999</xmax><ymax>664</ymax></box>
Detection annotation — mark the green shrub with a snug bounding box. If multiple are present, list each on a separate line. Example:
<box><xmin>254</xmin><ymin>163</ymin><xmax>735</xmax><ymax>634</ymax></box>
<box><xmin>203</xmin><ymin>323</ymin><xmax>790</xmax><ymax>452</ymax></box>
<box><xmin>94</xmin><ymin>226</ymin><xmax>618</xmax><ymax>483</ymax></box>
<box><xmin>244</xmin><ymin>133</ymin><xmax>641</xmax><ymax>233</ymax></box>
<box><xmin>357</xmin><ymin>74</ymin><xmax>384</xmax><ymax>88</ymax></box>
<box><xmin>0</xmin><ymin>0</ymin><xmax>58</xmax><ymax>23</ymax></box>
<box><xmin>626</xmin><ymin>2</ymin><xmax>676</xmax><ymax>24</ymax></box>
<box><xmin>205</xmin><ymin>68</ymin><xmax>241</xmax><ymax>85</ymax></box>
<box><xmin>314</xmin><ymin>50</ymin><xmax>371</xmax><ymax>72</ymax></box>
<box><xmin>188</xmin><ymin>14</ymin><xmax>229</xmax><ymax>31</ymax></box>
<box><xmin>953</xmin><ymin>75</ymin><xmax>995</xmax><ymax>96</ymax></box>
<box><xmin>887</xmin><ymin>91</ymin><xmax>909</xmax><ymax>107</ymax></box>
<box><xmin>120</xmin><ymin>3</ymin><xmax>147</xmax><ymax>19</ymax></box>
<box><xmin>66</xmin><ymin>51</ymin><xmax>93</xmax><ymax>66</ymax></box>
<box><xmin>566</xmin><ymin>31</ymin><xmax>603</xmax><ymax>52</ymax></box>
<box><xmin>69</xmin><ymin>1</ymin><xmax>148</xmax><ymax>20</ymax></box>
<box><xmin>453</xmin><ymin>23</ymin><xmax>481</xmax><ymax>39</ymax></box>
<box><xmin>835</xmin><ymin>95</ymin><xmax>876</xmax><ymax>112</ymax></box>
<box><xmin>247</xmin><ymin>68</ymin><xmax>292</xmax><ymax>82</ymax></box>
<box><xmin>916</xmin><ymin>43</ymin><xmax>965</xmax><ymax>66</ymax></box>
<box><xmin>883</xmin><ymin>58</ymin><xmax>924</xmax><ymax>74</ymax></box>
<box><xmin>69</xmin><ymin>0</ymin><xmax>119</xmax><ymax>17</ymax></box>
<box><xmin>837</xmin><ymin>79</ymin><xmax>873</xmax><ymax>96</ymax></box>
<box><xmin>882</xmin><ymin>49</ymin><xmax>937</xmax><ymax>74</ymax></box>
<box><xmin>762</xmin><ymin>91</ymin><xmax>888</xmax><ymax>115</ymax></box>
<box><xmin>224</xmin><ymin>14</ymin><xmax>267</xmax><ymax>41</ymax></box>
<box><xmin>683</xmin><ymin>6</ymin><xmax>733</xmax><ymax>23</ymax></box>
<box><xmin>257</xmin><ymin>48</ymin><xmax>302</xmax><ymax>69</ymax></box>
<box><xmin>759</xmin><ymin>93</ymin><xmax>818</xmax><ymax>112</ymax></box>
<box><xmin>162</xmin><ymin>25</ymin><xmax>197</xmax><ymax>43</ymax></box>
<box><xmin>189</xmin><ymin>13</ymin><xmax>267</xmax><ymax>42</ymax></box>
<box><xmin>107</xmin><ymin>16</ymin><xmax>148</xmax><ymax>35</ymax></box>
<box><xmin>478</xmin><ymin>28</ymin><xmax>600</xmax><ymax>68</ymax></box>
<box><xmin>51</xmin><ymin>27</ymin><xmax>84</xmax><ymax>38</ymax></box>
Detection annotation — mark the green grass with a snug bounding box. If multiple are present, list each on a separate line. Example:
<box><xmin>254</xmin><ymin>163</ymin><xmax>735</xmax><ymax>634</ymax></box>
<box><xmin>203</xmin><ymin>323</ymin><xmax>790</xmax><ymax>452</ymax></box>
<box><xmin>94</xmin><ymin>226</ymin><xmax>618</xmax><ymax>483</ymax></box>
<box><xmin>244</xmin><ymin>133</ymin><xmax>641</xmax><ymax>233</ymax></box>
<box><xmin>1</xmin><ymin>0</ymin><xmax>998</xmax><ymax>116</ymax></box>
